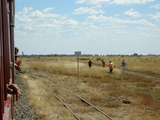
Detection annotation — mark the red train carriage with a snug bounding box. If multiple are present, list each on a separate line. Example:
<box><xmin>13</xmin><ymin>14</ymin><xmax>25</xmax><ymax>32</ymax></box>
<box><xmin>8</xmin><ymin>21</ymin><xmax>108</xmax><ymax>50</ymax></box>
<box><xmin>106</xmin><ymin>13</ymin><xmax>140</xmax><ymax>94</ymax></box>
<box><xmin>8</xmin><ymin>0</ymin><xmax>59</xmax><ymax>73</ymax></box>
<box><xmin>0</xmin><ymin>0</ymin><xmax>16</xmax><ymax>120</ymax></box>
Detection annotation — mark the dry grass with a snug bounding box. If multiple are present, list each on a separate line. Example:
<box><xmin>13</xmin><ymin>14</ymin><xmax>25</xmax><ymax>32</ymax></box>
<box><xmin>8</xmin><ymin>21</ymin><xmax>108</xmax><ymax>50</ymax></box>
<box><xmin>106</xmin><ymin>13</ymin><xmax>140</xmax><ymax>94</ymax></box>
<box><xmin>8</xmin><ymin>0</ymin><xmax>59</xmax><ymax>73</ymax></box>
<box><xmin>29</xmin><ymin>61</ymin><xmax>109</xmax><ymax>80</ymax></box>
<box><xmin>20</xmin><ymin>56</ymin><xmax>160</xmax><ymax>120</ymax></box>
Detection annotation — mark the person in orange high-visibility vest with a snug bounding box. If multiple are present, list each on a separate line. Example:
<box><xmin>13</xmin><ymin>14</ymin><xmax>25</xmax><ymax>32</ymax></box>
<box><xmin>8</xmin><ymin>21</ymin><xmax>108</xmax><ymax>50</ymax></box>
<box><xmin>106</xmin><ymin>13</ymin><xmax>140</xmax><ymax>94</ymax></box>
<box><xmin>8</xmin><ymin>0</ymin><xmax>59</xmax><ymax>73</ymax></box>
<box><xmin>107</xmin><ymin>61</ymin><xmax>114</xmax><ymax>73</ymax></box>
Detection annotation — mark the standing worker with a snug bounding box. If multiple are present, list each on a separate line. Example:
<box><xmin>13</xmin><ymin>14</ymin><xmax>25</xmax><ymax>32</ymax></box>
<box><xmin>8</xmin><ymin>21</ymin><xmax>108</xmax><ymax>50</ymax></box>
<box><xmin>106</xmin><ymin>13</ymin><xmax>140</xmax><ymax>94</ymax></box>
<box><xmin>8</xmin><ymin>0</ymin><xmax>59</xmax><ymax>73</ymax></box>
<box><xmin>101</xmin><ymin>59</ymin><xmax>106</xmax><ymax>67</ymax></box>
<box><xmin>88</xmin><ymin>59</ymin><xmax>92</xmax><ymax>68</ymax></box>
<box><xmin>121</xmin><ymin>59</ymin><xmax>127</xmax><ymax>71</ymax></box>
<box><xmin>107</xmin><ymin>61</ymin><xmax>114</xmax><ymax>73</ymax></box>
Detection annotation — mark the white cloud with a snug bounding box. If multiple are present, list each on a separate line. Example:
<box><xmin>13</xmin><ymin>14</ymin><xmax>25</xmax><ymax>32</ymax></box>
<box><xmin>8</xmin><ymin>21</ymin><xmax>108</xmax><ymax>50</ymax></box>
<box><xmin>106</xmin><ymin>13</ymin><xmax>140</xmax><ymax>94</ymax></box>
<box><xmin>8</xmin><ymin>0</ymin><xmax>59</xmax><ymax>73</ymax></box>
<box><xmin>151</xmin><ymin>4</ymin><xmax>160</xmax><ymax>10</ymax></box>
<box><xmin>151</xmin><ymin>12</ymin><xmax>160</xmax><ymax>21</ymax></box>
<box><xmin>15</xmin><ymin>7</ymin><xmax>160</xmax><ymax>55</ymax></box>
<box><xmin>77</xmin><ymin>0</ymin><xmax>109</xmax><ymax>5</ymax></box>
<box><xmin>125</xmin><ymin>9</ymin><xmax>141</xmax><ymax>18</ymax></box>
<box><xmin>74</xmin><ymin>7</ymin><xmax>104</xmax><ymax>15</ymax></box>
<box><xmin>16</xmin><ymin>7</ymin><xmax>79</xmax><ymax>32</ymax></box>
<box><xmin>16</xmin><ymin>7</ymin><xmax>157</xmax><ymax>34</ymax></box>
<box><xmin>88</xmin><ymin>14</ymin><xmax>155</xmax><ymax>28</ymax></box>
<box><xmin>16</xmin><ymin>7</ymin><xmax>158</xmax><ymax>34</ymax></box>
<box><xmin>76</xmin><ymin>0</ymin><xmax>154</xmax><ymax>5</ymax></box>
<box><xmin>111</xmin><ymin>0</ymin><xmax>154</xmax><ymax>5</ymax></box>
<box><xmin>88</xmin><ymin>14</ymin><xmax>113</xmax><ymax>22</ymax></box>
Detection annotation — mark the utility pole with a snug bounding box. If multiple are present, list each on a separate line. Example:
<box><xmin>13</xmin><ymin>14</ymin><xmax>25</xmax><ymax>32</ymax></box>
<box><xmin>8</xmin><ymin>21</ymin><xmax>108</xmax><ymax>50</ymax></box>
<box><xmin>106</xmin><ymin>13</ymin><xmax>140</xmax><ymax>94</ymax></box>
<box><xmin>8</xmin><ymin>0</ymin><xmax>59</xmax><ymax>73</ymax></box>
<box><xmin>75</xmin><ymin>51</ymin><xmax>81</xmax><ymax>80</ymax></box>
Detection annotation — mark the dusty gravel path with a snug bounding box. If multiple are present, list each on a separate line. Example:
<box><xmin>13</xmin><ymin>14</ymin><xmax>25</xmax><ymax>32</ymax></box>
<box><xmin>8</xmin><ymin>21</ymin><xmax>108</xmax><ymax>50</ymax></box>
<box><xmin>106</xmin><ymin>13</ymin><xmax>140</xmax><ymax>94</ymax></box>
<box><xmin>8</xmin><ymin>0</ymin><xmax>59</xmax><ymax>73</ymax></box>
<box><xmin>14</xmin><ymin>74</ymin><xmax>39</xmax><ymax>120</ymax></box>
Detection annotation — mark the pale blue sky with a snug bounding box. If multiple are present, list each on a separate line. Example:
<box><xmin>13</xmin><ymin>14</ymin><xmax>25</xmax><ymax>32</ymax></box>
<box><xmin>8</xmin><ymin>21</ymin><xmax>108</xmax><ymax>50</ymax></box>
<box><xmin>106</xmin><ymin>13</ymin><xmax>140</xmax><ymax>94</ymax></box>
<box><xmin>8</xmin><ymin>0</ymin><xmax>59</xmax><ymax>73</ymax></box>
<box><xmin>15</xmin><ymin>0</ymin><xmax>160</xmax><ymax>55</ymax></box>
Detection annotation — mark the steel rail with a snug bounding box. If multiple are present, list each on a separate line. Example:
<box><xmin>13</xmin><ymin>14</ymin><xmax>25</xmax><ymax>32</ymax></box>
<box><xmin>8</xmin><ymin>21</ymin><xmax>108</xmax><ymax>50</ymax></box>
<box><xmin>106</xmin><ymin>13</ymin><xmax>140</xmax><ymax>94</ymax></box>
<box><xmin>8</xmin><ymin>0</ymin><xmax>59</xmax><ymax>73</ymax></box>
<box><xmin>55</xmin><ymin>95</ymin><xmax>81</xmax><ymax>120</ymax></box>
<box><xmin>76</xmin><ymin>95</ymin><xmax>113</xmax><ymax>120</ymax></box>
<box><xmin>55</xmin><ymin>91</ymin><xmax>113</xmax><ymax>120</ymax></box>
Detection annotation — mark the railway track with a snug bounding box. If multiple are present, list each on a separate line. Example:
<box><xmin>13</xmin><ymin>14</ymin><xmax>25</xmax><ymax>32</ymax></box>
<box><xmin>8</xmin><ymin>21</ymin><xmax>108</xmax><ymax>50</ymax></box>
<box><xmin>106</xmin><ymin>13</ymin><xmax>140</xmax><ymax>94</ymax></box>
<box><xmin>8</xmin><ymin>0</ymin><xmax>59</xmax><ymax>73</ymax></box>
<box><xmin>55</xmin><ymin>93</ymin><xmax>113</xmax><ymax>120</ymax></box>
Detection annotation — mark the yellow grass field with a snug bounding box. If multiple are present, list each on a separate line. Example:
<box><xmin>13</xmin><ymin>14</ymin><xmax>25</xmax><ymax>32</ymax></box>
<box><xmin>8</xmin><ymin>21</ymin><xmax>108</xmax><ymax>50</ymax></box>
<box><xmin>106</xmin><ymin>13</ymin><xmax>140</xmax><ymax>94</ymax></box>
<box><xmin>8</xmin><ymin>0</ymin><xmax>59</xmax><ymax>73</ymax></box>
<box><xmin>18</xmin><ymin>56</ymin><xmax>160</xmax><ymax>120</ymax></box>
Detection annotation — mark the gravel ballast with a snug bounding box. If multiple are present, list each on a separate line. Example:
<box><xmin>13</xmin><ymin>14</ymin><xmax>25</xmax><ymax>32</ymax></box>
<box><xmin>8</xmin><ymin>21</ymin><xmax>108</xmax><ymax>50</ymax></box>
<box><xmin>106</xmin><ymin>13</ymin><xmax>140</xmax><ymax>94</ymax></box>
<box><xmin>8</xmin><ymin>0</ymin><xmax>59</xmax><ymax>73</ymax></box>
<box><xmin>14</xmin><ymin>74</ymin><xmax>39</xmax><ymax>120</ymax></box>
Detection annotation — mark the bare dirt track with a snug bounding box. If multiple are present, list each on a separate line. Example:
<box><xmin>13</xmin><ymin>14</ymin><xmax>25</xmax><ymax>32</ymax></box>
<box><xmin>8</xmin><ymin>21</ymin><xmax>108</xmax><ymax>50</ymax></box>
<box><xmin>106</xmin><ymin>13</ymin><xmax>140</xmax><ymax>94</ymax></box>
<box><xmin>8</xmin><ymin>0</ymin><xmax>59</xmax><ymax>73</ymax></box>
<box><xmin>17</xmin><ymin>57</ymin><xmax>160</xmax><ymax>120</ymax></box>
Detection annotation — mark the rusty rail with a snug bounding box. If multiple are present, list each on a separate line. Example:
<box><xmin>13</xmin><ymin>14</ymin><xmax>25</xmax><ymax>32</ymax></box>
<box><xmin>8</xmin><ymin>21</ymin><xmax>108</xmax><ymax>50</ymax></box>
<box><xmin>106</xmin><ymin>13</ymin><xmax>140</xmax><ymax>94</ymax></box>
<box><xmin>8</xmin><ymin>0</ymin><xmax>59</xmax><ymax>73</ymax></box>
<box><xmin>55</xmin><ymin>93</ymin><xmax>113</xmax><ymax>120</ymax></box>
<box><xmin>55</xmin><ymin>95</ymin><xmax>81</xmax><ymax>120</ymax></box>
<box><xmin>76</xmin><ymin>95</ymin><xmax>113</xmax><ymax>120</ymax></box>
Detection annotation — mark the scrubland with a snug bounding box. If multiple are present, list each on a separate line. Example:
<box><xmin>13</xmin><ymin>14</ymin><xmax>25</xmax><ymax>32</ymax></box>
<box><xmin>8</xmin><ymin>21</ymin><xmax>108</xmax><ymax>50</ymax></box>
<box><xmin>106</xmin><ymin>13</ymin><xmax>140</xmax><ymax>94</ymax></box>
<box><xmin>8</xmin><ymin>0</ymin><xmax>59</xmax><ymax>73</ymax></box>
<box><xmin>19</xmin><ymin>56</ymin><xmax>160</xmax><ymax>120</ymax></box>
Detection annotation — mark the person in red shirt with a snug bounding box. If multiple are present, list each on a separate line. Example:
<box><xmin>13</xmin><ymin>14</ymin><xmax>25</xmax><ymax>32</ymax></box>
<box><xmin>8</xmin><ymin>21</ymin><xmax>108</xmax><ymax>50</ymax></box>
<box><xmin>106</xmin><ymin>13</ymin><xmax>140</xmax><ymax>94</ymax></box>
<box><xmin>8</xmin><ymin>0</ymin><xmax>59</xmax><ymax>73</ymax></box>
<box><xmin>107</xmin><ymin>61</ymin><xmax>114</xmax><ymax>73</ymax></box>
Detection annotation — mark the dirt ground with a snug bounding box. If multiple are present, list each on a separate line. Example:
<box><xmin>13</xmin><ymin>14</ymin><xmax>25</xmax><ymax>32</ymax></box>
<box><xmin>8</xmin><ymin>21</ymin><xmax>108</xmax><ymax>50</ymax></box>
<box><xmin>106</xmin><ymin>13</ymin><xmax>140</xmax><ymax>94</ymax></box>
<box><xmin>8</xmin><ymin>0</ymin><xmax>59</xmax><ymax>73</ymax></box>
<box><xmin>18</xmin><ymin>56</ymin><xmax>160</xmax><ymax>120</ymax></box>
